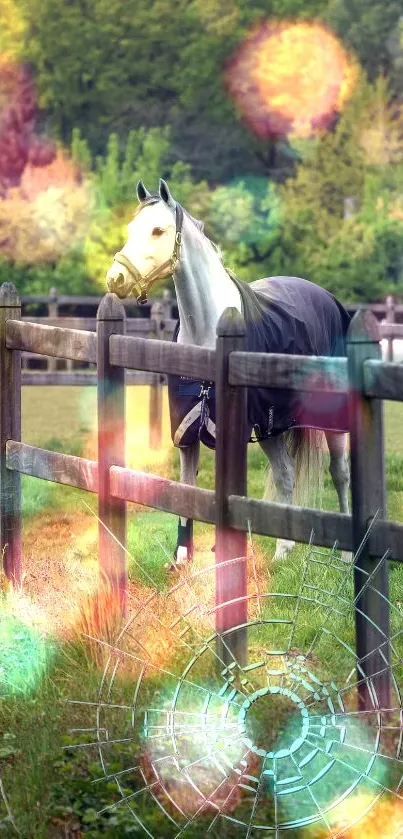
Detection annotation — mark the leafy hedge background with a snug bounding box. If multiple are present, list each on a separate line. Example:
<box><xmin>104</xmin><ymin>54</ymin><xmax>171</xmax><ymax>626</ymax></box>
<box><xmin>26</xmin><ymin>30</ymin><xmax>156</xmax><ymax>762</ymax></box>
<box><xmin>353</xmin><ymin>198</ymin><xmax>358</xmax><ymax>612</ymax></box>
<box><xmin>1</xmin><ymin>0</ymin><xmax>403</xmax><ymax>301</ymax></box>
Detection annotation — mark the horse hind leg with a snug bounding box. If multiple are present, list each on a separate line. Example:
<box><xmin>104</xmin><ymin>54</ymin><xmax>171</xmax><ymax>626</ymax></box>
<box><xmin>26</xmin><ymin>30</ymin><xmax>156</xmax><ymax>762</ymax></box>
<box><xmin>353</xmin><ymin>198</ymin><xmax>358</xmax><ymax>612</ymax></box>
<box><xmin>325</xmin><ymin>431</ymin><xmax>349</xmax><ymax>513</ymax></box>
<box><xmin>325</xmin><ymin>431</ymin><xmax>351</xmax><ymax>560</ymax></box>
<box><xmin>259</xmin><ymin>435</ymin><xmax>296</xmax><ymax>561</ymax></box>
<box><xmin>171</xmin><ymin>441</ymin><xmax>200</xmax><ymax>569</ymax></box>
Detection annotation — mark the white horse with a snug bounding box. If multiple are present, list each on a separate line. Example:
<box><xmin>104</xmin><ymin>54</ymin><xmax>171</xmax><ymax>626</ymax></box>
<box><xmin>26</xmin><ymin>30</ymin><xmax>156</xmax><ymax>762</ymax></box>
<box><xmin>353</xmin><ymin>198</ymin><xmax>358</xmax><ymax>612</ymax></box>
<box><xmin>106</xmin><ymin>179</ymin><xmax>358</xmax><ymax>567</ymax></box>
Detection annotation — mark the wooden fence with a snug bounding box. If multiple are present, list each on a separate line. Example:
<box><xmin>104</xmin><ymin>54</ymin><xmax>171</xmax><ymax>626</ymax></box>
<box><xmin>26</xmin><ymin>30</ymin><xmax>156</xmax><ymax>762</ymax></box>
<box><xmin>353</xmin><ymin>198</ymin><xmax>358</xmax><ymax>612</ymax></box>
<box><xmin>1</xmin><ymin>281</ymin><xmax>403</xmax><ymax>711</ymax></box>
<box><xmin>18</xmin><ymin>289</ymin><xmax>403</xmax><ymax>451</ymax></box>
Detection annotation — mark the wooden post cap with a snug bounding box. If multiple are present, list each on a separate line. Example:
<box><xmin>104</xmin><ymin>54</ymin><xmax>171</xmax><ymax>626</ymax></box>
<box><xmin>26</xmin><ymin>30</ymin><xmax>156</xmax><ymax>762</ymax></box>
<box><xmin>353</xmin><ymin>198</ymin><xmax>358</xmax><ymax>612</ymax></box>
<box><xmin>0</xmin><ymin>283</ymin><xmax>20</xmax><ymax>307</ymax></box>
<box><xmin>217</xmin><ymin>307</ymin><xmax>245</xmax><ymax>338</ymax></box>
<box><xmin>347</xmin><ymin>310</ymin><xmax>381</xmax><ymax>343</ymax></box>
<box><xmin>97</xmin><ymin>293</ymin><xmax>126</xmax><ymax>321</ymax></box>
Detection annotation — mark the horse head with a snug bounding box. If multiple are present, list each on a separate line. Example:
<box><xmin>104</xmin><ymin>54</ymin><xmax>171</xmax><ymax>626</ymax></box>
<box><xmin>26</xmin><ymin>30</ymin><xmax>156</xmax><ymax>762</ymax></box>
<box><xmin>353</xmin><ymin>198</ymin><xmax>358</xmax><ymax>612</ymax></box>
<box><xmin>106</xmin><ymin>179</ymin><xmax>180</xmax><ymax>303</ymax></box>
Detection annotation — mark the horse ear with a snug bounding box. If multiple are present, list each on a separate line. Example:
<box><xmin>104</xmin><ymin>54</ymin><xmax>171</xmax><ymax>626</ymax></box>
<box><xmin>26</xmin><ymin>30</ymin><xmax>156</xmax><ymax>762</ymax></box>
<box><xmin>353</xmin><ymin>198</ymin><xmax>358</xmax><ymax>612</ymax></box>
<box><xmin>159</xmin><ymin>178</ymin><xmax>175</xmax><ymax>207</ymax></box>
<box><xmin>136</xmin><ymin>180</ymin><xmax>151</xmax><ymax>203</ymax></box>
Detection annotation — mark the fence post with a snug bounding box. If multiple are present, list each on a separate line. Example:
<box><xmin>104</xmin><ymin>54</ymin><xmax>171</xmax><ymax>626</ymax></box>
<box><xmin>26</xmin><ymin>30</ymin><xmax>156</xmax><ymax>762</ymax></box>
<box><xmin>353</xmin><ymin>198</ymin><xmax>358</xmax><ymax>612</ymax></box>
<box><xmin>0</xmin><ymin>283</ymin><xmax>21</xmax><ymax>585</ymax></box>
<box><xmin>215</xmin><ymin>307</ymin><xmax>248</xmax><ymax>668</ymax></box>
<box><xmin>161</xmin><ymin>288</ymin><xmax>173</xmax><ymax>322</ymax></box>
<box><xmin>385</xmin><ymin>294</ymin><xmax>395</xmax><ymax>362</ymax></box>
<box><xmin>97</xmin><ymin>294</ymin><xmax>127</xmax><ymax>611</ymax></box>
<box><xmin>48</xmin><ymin>287</ymin><xmax>58</xmax><ymax>372</ymax></box>
<box><xmin>149</xmin><ymin>300</ymin><xmax>165</xmax><ymax>450</ymax></box>
<box><xmin>347</xmin><ymin>310</ymin><xmax>391</xmax><ymax>711</ymax></box>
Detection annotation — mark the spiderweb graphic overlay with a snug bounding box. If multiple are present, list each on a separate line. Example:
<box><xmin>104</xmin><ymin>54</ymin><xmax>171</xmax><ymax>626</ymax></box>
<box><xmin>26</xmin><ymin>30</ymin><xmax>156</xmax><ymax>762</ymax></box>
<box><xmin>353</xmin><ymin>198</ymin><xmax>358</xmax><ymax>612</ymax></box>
<box><xmin>69</xmin><ymin>537</ymin><xmax>403</xmax><ymax>837</ymax></box>
<box><xmin>0</xmin><ymin>778</ymin><xmax>18</xmax><ymax>834</ymax></box>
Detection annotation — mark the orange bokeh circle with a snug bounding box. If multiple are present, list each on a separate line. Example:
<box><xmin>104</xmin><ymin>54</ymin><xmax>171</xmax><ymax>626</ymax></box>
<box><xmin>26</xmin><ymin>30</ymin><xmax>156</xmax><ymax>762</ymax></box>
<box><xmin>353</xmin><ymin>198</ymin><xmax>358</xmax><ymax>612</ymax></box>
<box><xmin>225</xmin><ymin>20</ymin><xmax>358</xmax><ymax>139</ymax></box>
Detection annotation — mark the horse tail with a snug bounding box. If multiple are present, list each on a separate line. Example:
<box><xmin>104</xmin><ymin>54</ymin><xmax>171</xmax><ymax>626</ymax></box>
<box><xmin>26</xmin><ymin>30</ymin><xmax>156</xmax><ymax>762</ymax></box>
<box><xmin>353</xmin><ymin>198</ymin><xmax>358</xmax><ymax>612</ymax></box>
<box><xmin>288</xmin><ymin>428</ymin><xmax>325</xmax><ymax>509</ymax></box>
<box><xmin>263</xmin><ymin>428</ymin><xmax>324</xmax><ymax>509</ymax></box>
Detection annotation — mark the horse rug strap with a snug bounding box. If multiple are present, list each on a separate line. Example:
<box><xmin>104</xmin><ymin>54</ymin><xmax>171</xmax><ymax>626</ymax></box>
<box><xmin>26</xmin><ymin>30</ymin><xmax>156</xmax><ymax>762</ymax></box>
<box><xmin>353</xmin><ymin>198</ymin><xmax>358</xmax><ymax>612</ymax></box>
<box><xmin>172</xmin><ymin>377</ymin><xmax>216</xmax><ymax>448</ymax></box>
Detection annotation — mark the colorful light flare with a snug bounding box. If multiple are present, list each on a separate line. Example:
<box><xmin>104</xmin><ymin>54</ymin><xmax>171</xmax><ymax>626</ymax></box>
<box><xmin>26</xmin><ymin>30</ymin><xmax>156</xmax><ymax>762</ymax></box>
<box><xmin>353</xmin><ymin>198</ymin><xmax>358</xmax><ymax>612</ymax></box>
<box><xmin>0</xmin><ymin>609</ymin><xmax>52</xmax><ymax>696</ymax></box>
<box><xmin>140</xmin><ymin>701</ymin><xmax>250</xmax><ymax>820</ymax></box>
<box><xmin>225</xmin><ymin>20</ymin><xmax>358</xmax><ymax>140</ymax></box>
<box><xmin>323</xmin><ymin>792</ymin><xmax>403</xmax><ymax>838</ymax></box>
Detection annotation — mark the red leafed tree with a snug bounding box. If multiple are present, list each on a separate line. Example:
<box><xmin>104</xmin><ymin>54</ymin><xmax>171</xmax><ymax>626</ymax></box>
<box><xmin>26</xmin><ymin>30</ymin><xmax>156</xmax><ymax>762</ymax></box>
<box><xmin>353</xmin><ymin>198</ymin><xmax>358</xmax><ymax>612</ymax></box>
<box><xmin>0</xmin><ymin>61</ymin><xmax>55</xmax><ymax>195</ymax></box>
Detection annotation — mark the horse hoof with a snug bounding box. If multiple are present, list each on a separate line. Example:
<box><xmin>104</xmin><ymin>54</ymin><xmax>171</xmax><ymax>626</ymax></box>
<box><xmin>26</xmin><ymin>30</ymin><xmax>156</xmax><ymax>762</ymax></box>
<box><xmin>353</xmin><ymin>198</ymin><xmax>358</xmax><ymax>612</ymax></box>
<box><xmin>164</xmin><ymin>556</ymin><xmax>188</xmax><ymax>572</ymax></box>
<box><xmin>273</xmin><ymin>539</ymin><xmax>296</xmax><ymax>561</ymax></box>
<box><xmin>176</xmin><ymin>546</ymin><xmax>189</xmax><ymax>564</ymax></box>
<box><xmin>164</xmin><ymin>561</ymin><xmax>180</xmax><ymax>572</ymax></box>
<box><xmin>165</xmin><ymin>545</ymin><xmax>193</xmax><ymax>572</ymax></box>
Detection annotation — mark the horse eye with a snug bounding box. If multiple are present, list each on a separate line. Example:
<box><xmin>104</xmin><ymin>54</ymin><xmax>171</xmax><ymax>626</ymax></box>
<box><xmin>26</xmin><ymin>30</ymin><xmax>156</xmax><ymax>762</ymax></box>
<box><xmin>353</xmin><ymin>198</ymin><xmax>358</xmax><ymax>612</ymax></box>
<box><xmin>152</xmin><ymin>227</ymin><xmax>165</xmax><ymax>237</ymax></box>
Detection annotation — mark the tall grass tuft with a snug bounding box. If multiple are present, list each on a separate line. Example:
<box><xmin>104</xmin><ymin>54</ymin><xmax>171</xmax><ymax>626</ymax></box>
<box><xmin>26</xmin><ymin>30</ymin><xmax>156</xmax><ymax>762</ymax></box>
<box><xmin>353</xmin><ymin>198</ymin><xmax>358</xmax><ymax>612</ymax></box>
<box><xmin>68</xmin><ymin>574</ymin><xmax>125</xmax><ymax>670</ymax></box>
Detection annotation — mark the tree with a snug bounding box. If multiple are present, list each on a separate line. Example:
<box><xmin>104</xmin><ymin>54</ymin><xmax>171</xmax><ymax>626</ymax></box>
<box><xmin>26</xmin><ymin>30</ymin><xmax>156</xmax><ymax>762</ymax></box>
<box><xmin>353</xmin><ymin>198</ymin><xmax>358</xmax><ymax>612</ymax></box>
<box><xmin>207</xmin><ymin>176</ymin><xmax>282</xmax><ymax>280</ymax></box>
<box><xmin>0</xmin><ymin>61</ymin><xmax>55</xmax><ymax>195</ymax></box>
<box><xmin>0</xmin><ymin>0</ymin><xmax>27</xmax><ymax>63</ymax></box>
<box><xmin>0</xmin><ymin>150</ymin><xmax>92</xmax><ymax>268</ymax></box>
<box><xmin>19</xmin><ymin>0</ymin><xmax>365</xmax><ymax>184</ymax></box>
<box><xmin>272</xmin><ymin>74</ymin><xmax>403</xmax><ymax>300</ymax></box>
<box><xmin>324</xmin><ymin>0</ymin><xmax>403</xmax><ymax>81</ymax></box>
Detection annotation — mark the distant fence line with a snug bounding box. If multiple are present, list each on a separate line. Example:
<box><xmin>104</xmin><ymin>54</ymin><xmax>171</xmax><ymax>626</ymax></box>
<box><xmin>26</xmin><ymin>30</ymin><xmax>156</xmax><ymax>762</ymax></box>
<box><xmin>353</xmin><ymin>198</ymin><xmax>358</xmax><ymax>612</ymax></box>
<box><xmin>21</xmin><ymin>288</ymin><xmax>178</xmax><ymax>448</ymax></box>
<box><xmin>1</xmin><ymin>282</ymin><xmax>403</xmax><ymax>711</ymax></box>
<box><xmin>20</xmin><ymin>289</ymin><xmax>403</xmax><ymax>376</ymax></box>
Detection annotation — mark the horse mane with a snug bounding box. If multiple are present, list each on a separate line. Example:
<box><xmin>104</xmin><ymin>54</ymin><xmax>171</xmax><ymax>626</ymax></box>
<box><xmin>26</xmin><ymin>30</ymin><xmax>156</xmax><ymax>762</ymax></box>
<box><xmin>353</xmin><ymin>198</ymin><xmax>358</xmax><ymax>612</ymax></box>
<box><xmin>134</xmin><ymin>194</ymin><xmax>225</xmax><ymax>264</ymax></box>
<box><xmin>134</xmin><ymin>194</ymin><xmax>205</xmax><ymax>233</ymax></box>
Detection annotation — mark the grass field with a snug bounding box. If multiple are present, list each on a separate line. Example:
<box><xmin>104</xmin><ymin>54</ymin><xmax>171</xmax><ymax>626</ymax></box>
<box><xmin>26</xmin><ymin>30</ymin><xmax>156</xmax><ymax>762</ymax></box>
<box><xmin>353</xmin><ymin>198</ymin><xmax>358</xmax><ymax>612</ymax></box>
<box><xmin>0</xmin><ymin>386</ymin><xmax>402</xmax><ymax>838</ymax></box>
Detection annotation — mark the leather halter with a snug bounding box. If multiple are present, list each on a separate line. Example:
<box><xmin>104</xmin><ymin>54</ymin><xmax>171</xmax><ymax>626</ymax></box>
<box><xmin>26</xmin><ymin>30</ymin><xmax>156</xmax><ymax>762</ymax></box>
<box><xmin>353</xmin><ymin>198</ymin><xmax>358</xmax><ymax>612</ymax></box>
<box><xmin>113</xmin><ymin>202</ymin><xmax>184</xmax><ymax>304</ymax></box>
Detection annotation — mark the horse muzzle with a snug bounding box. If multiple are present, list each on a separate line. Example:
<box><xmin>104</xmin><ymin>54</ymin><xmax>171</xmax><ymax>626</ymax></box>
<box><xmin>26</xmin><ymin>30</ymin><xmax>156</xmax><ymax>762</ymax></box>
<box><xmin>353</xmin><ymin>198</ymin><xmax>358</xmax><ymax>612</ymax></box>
<box><xmin>106</xmin><ymin>270</ymin><xmax>128</xmax><ymax>298</ymax></box>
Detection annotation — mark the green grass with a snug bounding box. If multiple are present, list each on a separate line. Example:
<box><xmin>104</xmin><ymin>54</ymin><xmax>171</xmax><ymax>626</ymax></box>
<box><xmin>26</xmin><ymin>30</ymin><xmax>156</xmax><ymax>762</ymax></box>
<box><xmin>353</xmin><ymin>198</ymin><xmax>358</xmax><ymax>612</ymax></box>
<box><xmin>1</xmin><ymin>387</ymin><xmax>402</xmax><ymax>837</ymax></box>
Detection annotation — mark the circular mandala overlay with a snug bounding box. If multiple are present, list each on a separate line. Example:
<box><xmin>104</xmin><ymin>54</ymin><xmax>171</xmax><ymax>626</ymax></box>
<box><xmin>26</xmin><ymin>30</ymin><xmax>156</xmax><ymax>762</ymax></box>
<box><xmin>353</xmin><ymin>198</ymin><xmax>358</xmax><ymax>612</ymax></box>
<box><xmin>72</xmin><ymin>544</ymin><xmax>403</xmax><ymax>837</ymax></box>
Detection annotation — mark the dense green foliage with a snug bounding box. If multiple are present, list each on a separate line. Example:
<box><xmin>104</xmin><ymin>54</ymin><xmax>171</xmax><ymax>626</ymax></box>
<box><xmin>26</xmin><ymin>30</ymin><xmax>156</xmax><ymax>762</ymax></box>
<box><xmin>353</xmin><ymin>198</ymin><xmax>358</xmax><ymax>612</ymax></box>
<box><xmin>1</xmin><ymin>0</ymin><xmax>403</xmax><ymax>300</ymax></box>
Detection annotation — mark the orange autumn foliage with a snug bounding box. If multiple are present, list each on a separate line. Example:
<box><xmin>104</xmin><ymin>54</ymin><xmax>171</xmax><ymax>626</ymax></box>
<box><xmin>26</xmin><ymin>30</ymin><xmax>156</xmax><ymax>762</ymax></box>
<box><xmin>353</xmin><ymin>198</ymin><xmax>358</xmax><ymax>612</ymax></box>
<box><xmin>0</xmin><ymin>150</ymin><xmax>92</xmax><ymax>263</ymax></box>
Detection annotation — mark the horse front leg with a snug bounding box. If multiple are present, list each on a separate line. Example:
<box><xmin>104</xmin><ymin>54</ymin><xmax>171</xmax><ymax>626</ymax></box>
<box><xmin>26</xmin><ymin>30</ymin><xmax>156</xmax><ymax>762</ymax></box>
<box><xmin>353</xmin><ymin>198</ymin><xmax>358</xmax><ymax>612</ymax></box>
<box><xmin>259</xmin><ymin>435</ymin><xmax>296</xmax><ymax>561</ymax></box>
<box><xmin>172</xmin><ymin>441</ymin><xmax>200</xmax><ymax>568</ymax></box>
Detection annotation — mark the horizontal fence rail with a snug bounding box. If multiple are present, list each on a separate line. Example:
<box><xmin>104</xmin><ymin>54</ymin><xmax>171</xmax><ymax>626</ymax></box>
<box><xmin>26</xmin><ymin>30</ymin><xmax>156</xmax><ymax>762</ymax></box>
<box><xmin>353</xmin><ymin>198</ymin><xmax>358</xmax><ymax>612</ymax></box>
<box><xmin>110</xmin><ymin>333</ymin><xmax>216</xmax><ymax>380</ymax></box>
<box><xmin>110</xmin><ymin>467</ymin><xmax>215</xmax><ymax>523</ymax></box>
<box><xmin>21</xmin><ymin>316</ymin><xmax>176</xmax><ymax>334</ymax></box>
<box><xmin>21</xmin><ymin>289</ymin><xmax>176</xmax><ymax>312</ymax></box>
<box><xmin>9</xmin><ymin>441</ymin><xmax>401</xmax><ymax>562</ymax></box>
<box><xmin>229</xmin><ymin>352</ymin><xmax>348</xmax><ymax>392</ymax></box>
<box><xmin>6</xmin><ymin>441</ymin><xmax>98</xmax><ymax>492</ymax></box>
<box><xmin>20</xmin><ymin>371</ymin><xmax>161</xmax><ymax>387</ymax></box>
<box><xmin>227</xmin><ymin>496</ymin><xmax>403</xmax><ymax>562</ymax></box>
<box><xmin>20</xmin><ymin>287</ymin><xmax>401</xmax><ymax>318</ymax></box>
<box><xmin>11</xmin><ymin>322</ymin><xmax>403</xmax><ymax>401</ymax></box>
<box><xmin>362</xmin><ymin>359</ymin><xmax>403</xmax><ymax>400</ymax></box>
<box><xmin>6</xmin><ymin>319</ymin><xmax>97</xmax><ymax>363</ymax></box>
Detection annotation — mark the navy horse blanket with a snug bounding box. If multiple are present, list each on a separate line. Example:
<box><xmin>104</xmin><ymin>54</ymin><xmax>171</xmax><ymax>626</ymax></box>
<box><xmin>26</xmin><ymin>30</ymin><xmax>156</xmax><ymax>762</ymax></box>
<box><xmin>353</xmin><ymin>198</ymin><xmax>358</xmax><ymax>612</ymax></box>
<box><xmin>168</xmin><ymin>275</ymin><xmax>351</xmax><ymax>448</ymax></box>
